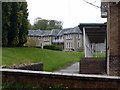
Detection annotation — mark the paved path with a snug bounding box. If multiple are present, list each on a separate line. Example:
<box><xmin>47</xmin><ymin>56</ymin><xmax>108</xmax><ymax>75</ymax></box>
<box><xmin>54</xmin><ymin>62</ymin><xmax>79</xmax><ymax>74</ymax></box>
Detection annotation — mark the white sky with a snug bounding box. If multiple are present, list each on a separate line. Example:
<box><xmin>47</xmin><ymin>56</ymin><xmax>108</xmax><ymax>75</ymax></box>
<box><xmin>26</xmin><ymin>0</ymin><xmax>107</xmax><ymax>28</ymax></box>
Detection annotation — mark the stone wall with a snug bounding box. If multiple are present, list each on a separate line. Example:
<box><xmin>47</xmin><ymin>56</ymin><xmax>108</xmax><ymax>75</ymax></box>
<box><xmin>79</xmin><ymin>58</ymin><xmax>106</xmax><ymax>74</ymax></box>
<box><xmin>7</xmin><ymin>62</ymin><xmax>43</xmax><ymax>71</ymax></box>
<box><xmin>1</xmin><ymin>69</ymin><xmax>120</xmax><ymax>89</ymax></box>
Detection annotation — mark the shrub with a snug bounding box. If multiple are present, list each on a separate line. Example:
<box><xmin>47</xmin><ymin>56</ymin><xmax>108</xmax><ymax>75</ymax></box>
<box><xmin>43</xmin><ymin>45</ymin><xmax>55</xmax><ymax>50</ymax></box>
<box><xmin>43</xmin><ymin>44</ymin><xmax>62</xmax><ymax>51</ymax></box>
<box><xmin>54</xmin><ymin>44</ymin><xmax>62</xmax><ymax>51</ymax></box>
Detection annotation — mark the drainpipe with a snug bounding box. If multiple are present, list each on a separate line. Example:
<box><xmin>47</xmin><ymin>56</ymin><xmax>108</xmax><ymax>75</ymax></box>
<box><xmin>107</xmin><ymin>4</ymin><xmax>110</xmax><ymax>75</ymax></box>
<box><xmin>106</xmin><ymin>3</ymin><xmax>110</xmax><ymax>76</ymax></box>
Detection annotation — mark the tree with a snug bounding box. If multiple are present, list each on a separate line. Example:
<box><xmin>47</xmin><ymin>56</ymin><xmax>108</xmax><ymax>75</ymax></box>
<box><xmin>28</xmin><ymin>20</ymin><xmax>32</xmax><ymax>30</ymax></box>
<box><xmin>47</xmin><ymin>20</ymin><xmax>63</xmax><ymax>30</ymax></box>
<box><xmin>2</xmin><ymin>2</ymin><xmax>11</xmax><ymax>46</ymax></box>
<box><xmin>2</xmin><ymin>1</ymin><xmax>29</xmax><ymax>47</ymax></box>
<box><xmin>32</xmin><ymin>18</ymin><xmax>63</xmax><ymax>30</ymax></box>
<box><xmin>18</xmin><ymin>2</ymin><xmax>28</xmax><ymax>46</ymax></box>
<box><xmin>34</xmin><ymin>19</ymin><xmax>48</xmax><ymax>30</ymax></box>
<box><xmin>8</xmin><ymin>2</ymin><xmax>19</xmax><ymax>47</ymax></box>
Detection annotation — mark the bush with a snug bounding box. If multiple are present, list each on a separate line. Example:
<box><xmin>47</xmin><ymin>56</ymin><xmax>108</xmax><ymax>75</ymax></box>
<box><xmin>43</xmin><ymin>44</ymin><xmax>62</xmax><ymax>51</ymax></box>
<box><xmin>54</xmin><ymin>44</ymin><xmax>62</xmax><ymax>51</ymax></box>
<box><xmin>43</xmin><ymin>45</ymin><xmax>55</xmax><ymax>50</ymax></box>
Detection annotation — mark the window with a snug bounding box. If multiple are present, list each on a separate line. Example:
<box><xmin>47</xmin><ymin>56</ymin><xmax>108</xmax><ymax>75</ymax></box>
<box><xmin>59</xmin><ymin>36</ymin><xmax>62</xmax><ymax>40</ymax></box>
<box><xmin>78</xmin><ymin>34</ymin><xmax>81</xmax><ymax>39</ymax></box>
<box><xmin>66</xmin><ymin>42</ymin><xmax>70</xmax><ymax>48</ymax></box>
<box><xmin>66</xmin><ymin>42</ymin><xmax>68</xmax><ymax>48</ymax></box>
<box><xmin>70</xmin><ymin>34</ymin><xmax>72</xmax><ymax>39</ymax></box>
<box><xmin>66</xmin><ymin>35</ymin><xmax>67</xmax><ymax>39</ymax></box>
<box><xmin>66</xmin><ymin>34</ymin><xmax>72</xmax><ymax>39</ymax></box>
<box><xmin>78</xmin><ymin>42</ymin><xmax>80</xmax><ymax>48</ymax></box>
<box><xmin>69</xmin><ymin>42</ymin><xmax>70</xmax><ymax>48</ymax></box>
<box><xmin>61</xmin><ymin>36</ymin><xmax>63</xmax><ymax>40</ymax></box>
<box><xmin>69</xmin><ymin>34</ymin><xmax>70</xmax><ymax>39</ymax></box>
<box><xmin>67</xmin><ymin>34</ymin><xmax>69</xmax><ymax>39</ymax></box>
<box><xmin>71</xmin><ymin>42</ymin><xmax>72</xmax><ymax>48</ymax></box>
<box><xmin>44</xmin><ymin>37</ymin><xmax>48</xmax><ymax>41</ymax></box>
<box><xmin>38</xmin><ymin>37</ymin><xmax>41</xmax><ymax>40</ymax></box>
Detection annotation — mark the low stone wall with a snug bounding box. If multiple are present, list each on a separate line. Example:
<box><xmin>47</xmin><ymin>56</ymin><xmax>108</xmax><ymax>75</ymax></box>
<box><xmin>79</xmin><ymin>58</ymin><xmax>106</xmax><ymax>74</ymax></box>
<box><xmin>1</xmin><ymin>69</ymin><xmax>120</xmax><ymax>89</ymax></box>
<box><xmin>7</xmin><ymin>62</ymin><xmax>43</xmax><ymax>71</ymax></box>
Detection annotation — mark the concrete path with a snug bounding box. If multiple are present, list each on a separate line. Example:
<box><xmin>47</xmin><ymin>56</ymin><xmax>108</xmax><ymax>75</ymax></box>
<box><xmin>55</xmin><ymin>62</ymin><xmax>79</xmax><ymax>74</ymax></box>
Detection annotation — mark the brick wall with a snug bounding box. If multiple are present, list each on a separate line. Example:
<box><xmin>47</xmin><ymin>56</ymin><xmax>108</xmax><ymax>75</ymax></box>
<box><xmin>1</xmin><ymin>69</ymin><xmax>120</xmax><ymax>89</ymax></box>
<box><xmin>107</xmin><ymin>2</ymin><xmax>120</xmax><ymax>76</ymax></box>
<box><xmin>79</xmin><ymin>58</ymin><xmax>106</xmax><ymax>74</ymax></box>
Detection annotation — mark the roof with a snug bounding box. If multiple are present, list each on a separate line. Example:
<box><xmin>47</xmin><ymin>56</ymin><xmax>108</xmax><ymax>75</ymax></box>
<box><xmin>41</xmin><ymin>30</ymin><xmax>51</xmax><ymax>36</ymax></box>
<box><xmin>57</xmin><ymin>28</ymin><xmax>71</xmax><ymax>36</ymax></box>
<box><xmin>28</xmin><ymin>30</ymin><xmax>43</xmax><ymax>36</ymax></box>
<box><xmin>78</xmin><ymin>23</ymin><xmax>107</xmax><ymax>43</ymax></box>
<box><xmin>28</xmin><ymin>29</ymin><xmax>61</xmax><ymax>37</ymax></box>
<box><xmin>50</xmin><ymin>29</ymin><xmax>61</xmax><ymax>36</ymax></box>
<box><xmin>28</xmin><ymin>30</ymin><xmax>51</xmax><ymax>37</ymax></box>
<box><xmin>64</xmin><ymin>26</ymin><xmax>82</xmax><ymax>34</ymax></box>
<box><xmin>28</xmin><ymin>27</ymin><xmax>82</xmax><ymax>37</ymax></box>
<box><xmin>78</xmin><ymin>23</ymin><xmax>106</xmax><ymax>32</ymax></box>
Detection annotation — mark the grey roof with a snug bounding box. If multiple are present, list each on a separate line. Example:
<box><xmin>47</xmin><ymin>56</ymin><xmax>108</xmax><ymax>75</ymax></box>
<box><xmin>28</xmin><ymin>29</ymin><xmax>60</xmax><ymax>37</ymax></box>
<box><xmin>57</xmin><ymin>28</ymin><xmax>72</xmax><ymax>36</ymax></box>
<box><xmin>28</xmin><ymin>27</ymin><xmax>82</xmax><ymax>37</ymax></box>
<box><xmin>28</xmin><ymin>30</ymin><xmax>43</xmax><ymax>36</ymax></box>
<box><xmin>50</xmin><ymin>29</ymin><xmax>61</xmax><ymax>36</ymax></box>
<box><xmin>64</xmin><ymin>26</ymin><xmax>82</xmax><ymax>34</ymax></box>
<box><xmin>72</xmin><ymin>26</ymin><xmax>82</xmax><ymax>34</ymax></box>
<box><xmin>41</xmin><ymin>30</ymin><xmax>51</xmax><ymax>36</ymax></box>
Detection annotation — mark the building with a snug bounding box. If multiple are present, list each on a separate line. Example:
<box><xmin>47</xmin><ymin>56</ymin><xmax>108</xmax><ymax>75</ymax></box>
<box><xmin>26</xmin><ymin>30</ymin><xmax>42</xmax><ymax>47</ymax></box>
<box><xmin>26</xmin><ymin>27</ymin><xmax>83</xmax><ymax>52</ymax></box>
<box><xmin>26</xmin><ymin>24</ymin><xmax>106</xmax><ymax>53</ymax></box>
<box><xmin>52</xmin><ymin>28</ymin><xmax>71</xmax><ymax>50</ymax></box>
<box><xmin>64</xmin><ymin>27</ymin><xmax>83</xmax><ymax>51</ymax></box>
<box><xmin>101</xmin><ymin>0</ymin><xmax>120</xmax><ymax>76</ymax></box>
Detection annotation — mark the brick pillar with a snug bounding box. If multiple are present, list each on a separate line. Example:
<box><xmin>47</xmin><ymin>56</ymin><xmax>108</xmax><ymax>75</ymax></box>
<box><xmin>107</xmin><ymin>2</ymin><xmax>120</xmax><ymax>76</ymax></box>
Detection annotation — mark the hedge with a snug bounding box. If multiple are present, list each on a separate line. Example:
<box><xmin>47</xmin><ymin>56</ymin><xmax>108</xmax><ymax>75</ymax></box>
<box><xmin>43</xmin><ymin>44</ymin><xmax>62</xmax><ymax>51</ymax></box>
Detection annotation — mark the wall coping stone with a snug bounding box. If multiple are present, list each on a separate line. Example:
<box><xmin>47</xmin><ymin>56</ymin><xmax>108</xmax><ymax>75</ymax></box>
<box><xmin>1</xmin><ymin>69</ymin><xmax>120</xmax><ymax>80</ymax></box>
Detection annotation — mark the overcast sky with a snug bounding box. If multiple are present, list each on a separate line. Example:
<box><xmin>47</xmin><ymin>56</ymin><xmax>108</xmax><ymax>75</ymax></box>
<box><xmin>26</xmin><ymin>0</ymin><xmax>107</xmax><ymax>28</ymax></box>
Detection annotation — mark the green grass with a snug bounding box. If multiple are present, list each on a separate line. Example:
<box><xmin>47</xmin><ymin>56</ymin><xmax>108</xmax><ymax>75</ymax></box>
<box><xmin>93</xmin><ymin>53</ymin><xmax>106</xmax><ymax>58</ymax></box>
<box><xmin>0</xmin><ymin>47</ymin><xmax>2</xmax><ymax>66</ymax></box>
<box><xmin>2</xmin><ymin>47</ymin><xmax>84</xmax><ymax>71</ymax></box>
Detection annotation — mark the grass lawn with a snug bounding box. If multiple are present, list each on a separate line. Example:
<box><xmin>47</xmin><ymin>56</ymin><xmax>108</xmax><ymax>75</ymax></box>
<box><xmin>2</xmin><ymin>47</ymin><xmax>84</xmax><ymax>71</ymax></box>
<box><xmin>93</xmin><ymin>53</ymin><xmax>106</xmax><ymax>59</ymax></box>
